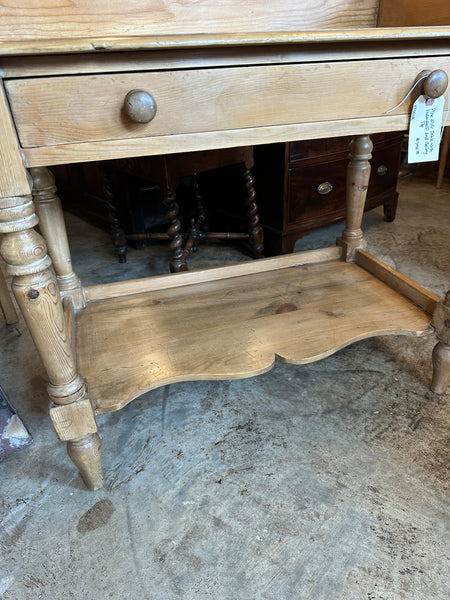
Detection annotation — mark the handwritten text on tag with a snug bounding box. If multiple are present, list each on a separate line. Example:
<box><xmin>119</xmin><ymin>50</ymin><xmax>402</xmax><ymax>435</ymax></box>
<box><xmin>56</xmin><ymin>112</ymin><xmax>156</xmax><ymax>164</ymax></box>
<box><xmin>408</xmin><ymin>95</ymin><xmax>445</xmax><ymax>163</ymax></box>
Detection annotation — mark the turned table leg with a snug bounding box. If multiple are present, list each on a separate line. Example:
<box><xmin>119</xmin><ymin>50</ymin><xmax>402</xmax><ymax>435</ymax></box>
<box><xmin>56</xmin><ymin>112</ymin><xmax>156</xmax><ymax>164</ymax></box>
<box><xmin>163</xmin><ymin>185</ymin><xmax>187</xmax><ymax>273</ymax></box>
<box><xmin>182</xmin><ymin>174</ymin><xmax>208</xmax><ymax>257</ymax></box>
<box><xmin>0</xmin><ymin>192</ymin><xmax>103</xmax><ymax>489</ymax></box>
<box><xmin>30</xmin><ymin>167</ymin><xmax>85</xmax><ymax>309</ymax></box>
<box><xmin>242</xmin><ymin>158</ymin><xmax>264</xmax><ymax>258</ymax></box>
<box><xmin>338</xmin><ymin>135</ymin><xmax>373</xmax><ymax>261</ymax></box>
<box><xmin>431</xmin><ymin>291</ymin><xmax>450</xmax><ymax>393</ymax></box>
<box><xmin>102</xmin><ymin>163</ymin><xmax>128</xmax><ymax>263</ymax></box>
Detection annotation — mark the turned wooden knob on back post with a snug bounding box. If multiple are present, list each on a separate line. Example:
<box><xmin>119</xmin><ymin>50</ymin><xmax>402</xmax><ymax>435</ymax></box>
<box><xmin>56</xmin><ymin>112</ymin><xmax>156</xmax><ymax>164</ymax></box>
<box><xmin>422</xmin><ymin>70</ymin><xmax>449</xmax><ymax>98</ymax></box>
<box><xmin>124</xmin><ymin>89</ymin><xmax>157</xmax><ymax>123</ymax></box>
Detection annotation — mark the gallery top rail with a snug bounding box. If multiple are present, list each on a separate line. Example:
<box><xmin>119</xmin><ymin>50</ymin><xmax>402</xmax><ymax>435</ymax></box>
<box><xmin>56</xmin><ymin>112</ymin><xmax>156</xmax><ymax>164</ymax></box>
<box><xmin>0</xmin><ymin>28</ymin><xmax>450</xmax><ymax>57</ymax></box>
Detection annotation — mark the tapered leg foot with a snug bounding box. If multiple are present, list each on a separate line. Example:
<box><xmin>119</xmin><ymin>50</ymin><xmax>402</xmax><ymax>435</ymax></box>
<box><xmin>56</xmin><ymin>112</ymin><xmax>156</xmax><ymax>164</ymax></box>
<box><xmin>68</xmin><ymin>433</ymin><xmax>104</xmax><ymax>490</ymax></box>
<box><xmin>383</xmin><ymin>193</ymin><xmax>398</xmax><ymax>222</ymax></box>
<box><xmin>431</xmin><ymin>341</ymin><xmax>450</xmax><ymax>394</ymax></box>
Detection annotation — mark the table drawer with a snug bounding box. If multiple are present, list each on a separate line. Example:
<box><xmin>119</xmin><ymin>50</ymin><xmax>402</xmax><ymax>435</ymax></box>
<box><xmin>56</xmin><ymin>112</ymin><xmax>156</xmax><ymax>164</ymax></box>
<box><xmin>5</xmin><ymin>56</ymin><xmax>449</xmax><ymax>148</ymax></box>
<box><xmin>287</xmin><ymin>157</ymin><xmax>348</xmax><ymax>227</ymax></box>
<box><xmin>288</xmin><ymin>132</ymin><xmax>402</xmax><ymax>163</ymax></box>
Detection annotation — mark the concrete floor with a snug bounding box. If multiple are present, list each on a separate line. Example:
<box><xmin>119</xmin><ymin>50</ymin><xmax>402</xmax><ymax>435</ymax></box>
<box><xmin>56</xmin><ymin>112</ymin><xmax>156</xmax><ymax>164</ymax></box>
<box><xmin>0</xmin><ymin>167</ymin><xmax>449</xmax><ymax>600</ymax></box>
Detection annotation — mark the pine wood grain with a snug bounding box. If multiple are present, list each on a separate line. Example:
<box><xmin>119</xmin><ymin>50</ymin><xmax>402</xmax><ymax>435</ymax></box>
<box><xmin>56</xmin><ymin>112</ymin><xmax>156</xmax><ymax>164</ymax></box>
<box><xmin>30</xmin><ymin>167</ymin><xmax>85</xmax><ymax>309</ymax></box>
<box><xmin>7</xmin><ymin>56</ymin><xmax>450</xmax><ymax>151</ymax></box>
<box><xmin>77</xmin><ymin>260</ymin><xmax>432</xmax><ymax>414</ymax></box>
<box><xmin>356</xmin><ymin>250</ymin><xmax>440</xmax><ymax>315</ymax></box>
<box><xmin>21</xmin><ymin>114</ymin><xmax>421</xmax><ymax>168</ymax></box>
<box><xmin>0</xmin><ymin>1</ymin><xmax>379</xmax><ymax>42</ymax></box>
<box><xmin>49</xmin><ymin>397</ymin><xmax>98</xmax><ymax>441</ymax></box>
<box><xmin>0</xmin><ymin>83</ymin><xmax>31</xmax><ymax>197</ymax></box>
<box><xmin>0</xmin><ymin>266</ymin><xmax>17</xmax><ymax>324</ymax></box>
<box><xmin>85</xmin><ymin>247</ymin><xmax>341</xmax><ymax>302</ymax></box>
<box><xmin>2</xmin><ymin>28</ymin><xmax>450</xmax><ymax>58</ymax></box>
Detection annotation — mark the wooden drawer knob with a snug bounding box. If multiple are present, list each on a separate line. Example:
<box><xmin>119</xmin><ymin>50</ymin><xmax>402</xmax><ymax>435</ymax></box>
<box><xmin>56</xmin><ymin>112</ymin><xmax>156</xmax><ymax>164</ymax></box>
<box><xmin>422</xmin><ymin>70</ymin><xmax>448</xmax><ymax>99</ymax></box>
<box><xmin>124</xmin><ymin>90</ymin><xmax>157</xmax><ymax>123</ymax></box>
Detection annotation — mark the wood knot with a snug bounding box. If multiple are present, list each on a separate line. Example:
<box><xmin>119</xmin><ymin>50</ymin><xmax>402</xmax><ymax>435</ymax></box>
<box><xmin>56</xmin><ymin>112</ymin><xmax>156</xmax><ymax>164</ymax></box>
<box><xmin>27</xmin><ymin>289</ymin><xmax>39</xmax><ymax>300</ymax></box>
<box><xmin>275</xmin><ymin>303</ymin><xmax>298</xmax><ymax>314</ymax></box>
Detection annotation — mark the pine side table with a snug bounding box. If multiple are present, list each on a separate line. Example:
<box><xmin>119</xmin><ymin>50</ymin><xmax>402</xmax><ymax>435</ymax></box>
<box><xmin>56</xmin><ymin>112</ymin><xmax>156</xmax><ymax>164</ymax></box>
<box><xmin>0</xmin><ymin>2</ymin><xmax>449</xmax><ymax>489</ymax></box>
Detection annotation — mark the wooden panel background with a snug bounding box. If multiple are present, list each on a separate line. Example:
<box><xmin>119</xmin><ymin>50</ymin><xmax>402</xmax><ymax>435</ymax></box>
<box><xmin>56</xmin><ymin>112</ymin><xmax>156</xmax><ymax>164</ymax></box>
<box><xmin>378</xmin><ymin>0</ymin><xmax>450</xmax><ymax>27</ymax></box>
<box><xmin>0</xmin><ymin>0</ymin><xmax>379</xmax><ymax>40</ymax></box>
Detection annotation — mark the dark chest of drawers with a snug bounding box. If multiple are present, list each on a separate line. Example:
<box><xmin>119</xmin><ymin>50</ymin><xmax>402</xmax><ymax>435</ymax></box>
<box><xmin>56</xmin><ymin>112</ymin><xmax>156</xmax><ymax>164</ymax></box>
<box><xmin>254</xmin><ymin>132</ymin><xmax>404</xmax><ymax>255</ymax></box>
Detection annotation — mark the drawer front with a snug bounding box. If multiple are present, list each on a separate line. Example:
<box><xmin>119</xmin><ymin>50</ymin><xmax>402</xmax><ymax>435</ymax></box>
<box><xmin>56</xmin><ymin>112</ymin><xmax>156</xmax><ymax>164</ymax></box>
<box><xmin>289</xmin><ymin>132</ymin><xmax>402</xmax><ymax>163</ymax></box>
<box><xmin>368</xmin><ymin>137</ymin><xmax>403</xmax><ymax>199</ymax></box>
<box><xmin>289</xmin><ymin>137</ymin><xmax>353</xmax><ymax>163</ymax></box>
<box><xmin>5</xmin><ymin>56</ymin><xmax>449</xmax><ymax>148</ymax></box>
<box><xmin>286</xmin><ymin>136</ymin><xmax>402</xmax><ymax>228</ymax></box>
<box><xmin>287</xmin><ymin>158</ymin><xmax>347</xmax><ymax>227</ymax></box>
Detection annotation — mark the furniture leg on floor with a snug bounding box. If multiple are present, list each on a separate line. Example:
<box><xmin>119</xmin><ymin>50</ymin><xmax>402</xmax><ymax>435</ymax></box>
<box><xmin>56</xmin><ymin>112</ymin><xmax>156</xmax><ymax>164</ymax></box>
<box><xmin>103</xmin><ymin>147</ymin><xmax>263</xmax><ymax>271</ymax></box>
<box><xmin>431</xmin><ymin>291</ymin><xmax>450</xmax><ymax>393</ymax></box>
<box><xmin>0</xmin><ymin>186</ymin><xmax>102</xmax><ymax>489</ymax></box>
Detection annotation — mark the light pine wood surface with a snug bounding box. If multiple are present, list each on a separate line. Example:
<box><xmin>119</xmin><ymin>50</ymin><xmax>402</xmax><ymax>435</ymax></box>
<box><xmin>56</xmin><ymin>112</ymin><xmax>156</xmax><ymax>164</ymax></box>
<box><xmin>0</xmin><ymin>83</ymin><xmax>31</xmax><ymax>197</ymax></box>
<box><xmin>355</xmin><ymin>250</ymin><xmax>440</xmax><ymax>315</ymax></box>
<box><xmin>0</xmin><ymin>265</ymin><xmax>17</xmax><ymax>324</ymax></box>
<box><xmin>337</xmin><ymin>135</ymin><xmax>372</xmax><ymax>260</ymax></box>
<box><xmin>77</xmin><ymin>259</ymin><xmax>432</xmax><ymax>414</ymax></box>
<box><xmin>30</xmin><ymin>167</ymin><xmax>85</xmax><ymax>309</ymax></box>
<box><xmin>431</xmin><ymin>293</ymin><xmax>450</xmax><ymax>393</ymax></box>
<box><xmin>1</xmin><ymin>28</ymin><xmax>450</xmax><ymax>58</ymax></box>
<box><xmin>7</xmin><ymin>56</ymin><xmax>450</xmax><ymax>151</ymax></box>
<box><xmin>85</xmin><ymin>247</ymin><xmax>342</xmax><ymax>302</ymax></box>
<box><xmin>0</xmin><ymin>1</ymin><xmax>379</xmax><ymax>41</ymax></box>
<box><xmin>18</xmin><ymin>114</ymin><xmax>427</xmax><ymax>169</ymax></box>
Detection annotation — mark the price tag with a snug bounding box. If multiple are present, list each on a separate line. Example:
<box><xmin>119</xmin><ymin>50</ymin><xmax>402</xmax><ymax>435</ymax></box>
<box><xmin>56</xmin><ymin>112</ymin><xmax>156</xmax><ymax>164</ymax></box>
<box><xmin>408</xmin><ymin>95</ymin><xmax>445</xmax><ymax>163</ymax></box>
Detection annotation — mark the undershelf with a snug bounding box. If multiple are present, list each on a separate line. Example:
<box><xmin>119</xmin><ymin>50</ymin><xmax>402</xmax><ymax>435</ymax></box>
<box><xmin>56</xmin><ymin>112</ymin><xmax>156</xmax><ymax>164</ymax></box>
<box><xmin>76</xmin><ymin>249</ymin><xmax>435</xmax><ymax>414</ymax></box>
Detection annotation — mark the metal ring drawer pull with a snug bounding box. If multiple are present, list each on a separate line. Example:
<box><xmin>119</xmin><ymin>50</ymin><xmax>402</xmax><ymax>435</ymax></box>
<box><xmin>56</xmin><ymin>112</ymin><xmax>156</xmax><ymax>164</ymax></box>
<box><xmin>124</xmin><ymin>89</ymin><xmax>157</xmax><ymax>123</ymax></box>
<box><xmin>317</xmin><ymin>181</ymin><xmax>334</xmax><ymax>195</ymax></box>
<box><xmin>377</xmin><ymin>164</ymin><xmax>388</xmax><ymax>177</ymax></box>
